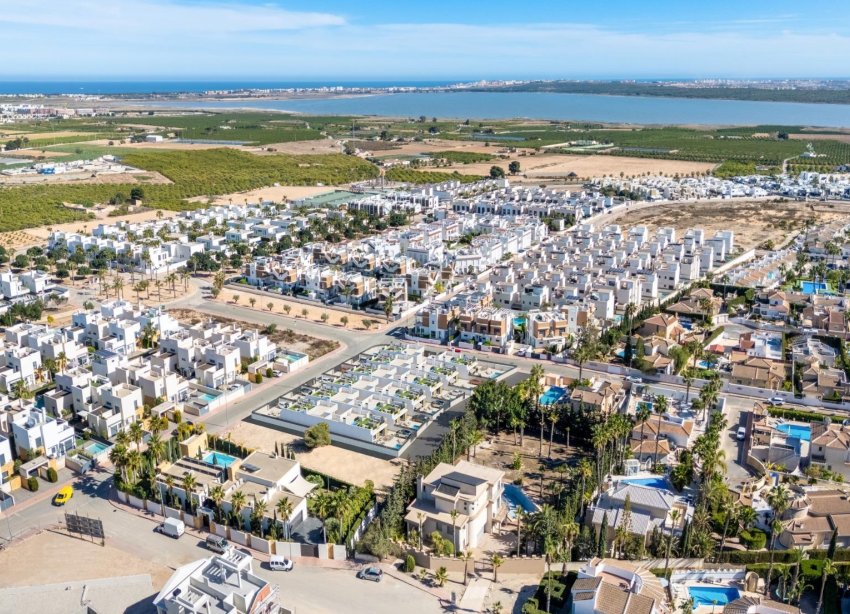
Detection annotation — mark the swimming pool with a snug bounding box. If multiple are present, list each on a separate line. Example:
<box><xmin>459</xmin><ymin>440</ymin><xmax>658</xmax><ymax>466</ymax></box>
<box><xmin>202</xmin><ymin>451</ymin><xmax>238</xmax><ymax>468</ymax></box>
<box><xmin>502</xmin><ymin>484</ymin><xmax>539</xmax><ymax>519</ymax></box>
<box><xmin>622</xmin><ymin>476</ymin><xmax>672</xmax><ymax>490</ymax></box>
<box><xmin>777</xmin><ymin>423</ymin><xmax>811</xmax><ymax>441</ymax></box>
<box><xmin>201</xmin><ymin>392</ymin><xmax>218</xmax><ymax>402</ymax></box>
<box><xmin>801</xmin><ymin>281</ymin><xmax>833</xmax><ymax>295</ymax></box>
<box><xmin>687</xmin><ymin>586</ymin><xmax>740</xmax><ymax>608</ymax></box>
<box><xmin>539</xmin><ymin>386</ymin><xmax>566</xmax><ymax>406</ymax></box>
<box><xmin>84</xmin><ymin>440</ymin><xmax>110</xmax><ymax>455</ymax></box>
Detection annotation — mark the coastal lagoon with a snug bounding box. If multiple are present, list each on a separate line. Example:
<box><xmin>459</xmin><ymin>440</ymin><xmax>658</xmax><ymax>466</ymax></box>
<box><xmin>153</xmin><ymin>91</ymin><xmax>850</xmax><ymax>127</ymax></box>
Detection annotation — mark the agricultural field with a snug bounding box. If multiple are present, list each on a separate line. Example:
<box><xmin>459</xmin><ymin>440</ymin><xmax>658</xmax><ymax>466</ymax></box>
<box><xmin>384</xmin><ymin>167</ymin><xmax>482</xmax><ymax>184</ymax></box>
<box><xmin>100</xmin><ymin>112</ymin><xmax>352</xmax><ymax>145</ymax></box>
<box><xmin>0</xmin><ymin>149</ymin><xmax>378</xmax><ymax>232</ymax></box>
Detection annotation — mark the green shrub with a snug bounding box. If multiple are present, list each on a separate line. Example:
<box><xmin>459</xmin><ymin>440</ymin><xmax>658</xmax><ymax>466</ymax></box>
<box><xmin>403</xmin><ymin>554</ymin><xmax>416</xmax><ymax>573</ymax></box>
<box><xmin>265</xmin><ymin>367</ymin><xmax>273</xmax><ymax>378</ymax></box>
<box><xmin>254</xmin><ymin>372</ymin><xmax>263</xmax><ymax>384</ymax></box>
<box><xmin>27</xmin><ymin>476</ymin><xmax>39</xmax><ymax>491</ymax></box>
<box><xmin>740</xmin><ymin>529</ymin><xmax>767</xmax><ymax>550</ymax></box>
<box><xmin>46</xmin><ymin>467</ymin><xmax>58</xmax><ymax>483</ymax></box>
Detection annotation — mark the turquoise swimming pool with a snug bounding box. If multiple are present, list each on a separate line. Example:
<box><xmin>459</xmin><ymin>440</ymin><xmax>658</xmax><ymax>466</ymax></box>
<box><xmin>539</xmin><ymin>386</ymin><xmax>566</xmax><ymax>406</ymax></box>
<box><xmin>503</xmin><ymin>484</ymin><xmax>539</xmax><ymax>520</ymax></box>
<box><xmin>777</xmin><ymin>423</ymin><xmax>811</xmax><ymax>441</ymax></box>
<box><xmin>801</xmin><ymin>281</ymin><xmax>828</xmax><ymax>295</ymax></box>
<box><xmin>203</xmin><ymin>451</ymin><xmax>238</xmax><ymax>468</ymax></box>
<box><xmin>84</xmin><ymin>440</ymin><xmax>110</xmax><ymax>455</ymax></box>
<box><xmin>687</xmin><ymin>586</ymin><xmax>740</xmax><ymax>608</ymax></box>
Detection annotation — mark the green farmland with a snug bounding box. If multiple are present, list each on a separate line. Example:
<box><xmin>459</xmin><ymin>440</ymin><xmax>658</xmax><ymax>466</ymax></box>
<box><xmin>0</xmin><ymin>149</ymin><xmax>378</xmax><ymax>232</ymax></box>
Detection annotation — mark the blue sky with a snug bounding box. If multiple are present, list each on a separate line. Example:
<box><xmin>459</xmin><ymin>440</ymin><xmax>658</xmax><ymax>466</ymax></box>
<box><xmin>2</xmin><ymin>0</ymin><xmax>848</xmax><ymax>80</ymax></box>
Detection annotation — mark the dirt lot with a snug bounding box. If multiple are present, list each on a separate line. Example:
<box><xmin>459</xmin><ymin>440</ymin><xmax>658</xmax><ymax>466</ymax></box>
<box><xmin>388</xmin><ymin>139</ymin><xmax>531</xmax><ymax>157</ymax></box>
<box><xmin>610</xmin><ymin>199</ymin><xmax>850</xmax><ymax>252</ymax></box>
<box><xmin>0</xmin><ymin>530</ymin><xmax>171</xmax><ymax>588</ymax></box>
<box><xmin>253</xmin><ymin>138</ymin><xmax>343</xmax><ymax>155</ymax></box>
<box><xmin>449</xmin><ymin>153</ymin><xmax>715</xmax><ymax>181</ymax></box>
<box><xmin>0</xmin><ymin>170</ymin><xmax>172</xmax><ymax>186</ymax></box>
<box><xmin>168</xmin><ymin>307</ymin><xmax>341</xmax><ymax>360</ymax></box>
<box><xmin>224</xmin><ymin>420</ymin><xmax>401</xmax><ymax>492</ymax></box>
<box><xmin>215</xmin><ymin>291</ymin><xmax>384</xmax><ymax>334</ymax></box>
<box><xmin>187</xmin><ymin>184</ymin><xmax>332</xmax><ymax>205</ymax></box>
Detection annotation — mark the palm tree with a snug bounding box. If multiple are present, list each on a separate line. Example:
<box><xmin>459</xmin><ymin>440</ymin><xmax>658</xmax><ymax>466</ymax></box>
<box><xmin>664</xmin><ymin>508</ymin><xmax>681</xmax><ymax>578</ymax></box>
<box><xmin>461</xmin><ymin>550</ymin><xmax>474</xmax><ymax>586</ymax></box>
<box><xmin>276</xmin><ymin>498</ymin><xmax>294</xmax><ymax>540</ymax></box>
<box><xmin>181</xmin><ymin>472</ymin><xmax>197</xmax><ymax>511</ymax></box>
<box><xmin>683</xmin><ymin>373</ymin><xmax>694</xmax><ymax>403</ymax></box>
<box><xmin>816</xmin><ymin>559</ymin><xmax>836</xmax><ymax>614</ymax></box>
<box><xmin>450</xmin><ymin>508</ymin><xmax>459</xmax><ymax>552</ymax></box>
<box><xmin>765</xmin><ymin>518</ymin><xmax>784</xmax><ymax>596</ymax></box>
<box><xmin>251</xmin><ymin>497</ymin><xmax>268</xmax><ymax>536</ymax></box>
<box><xmin>490</xmin><ymin>553</ymin><xmax>504</xmax><ymax>583</ymax></box>
<box><xmin>434</xmin><ymin>566</ymin><xmax>448</xmax><ymax>587</ymax></box>
<box><xmin>561</xmin><ymin>517</ymin><xmax>579</xmax><ymax>572</ymax></box>
<box><xmin>230</xmin><ymin>490</ymin><xmax>247</xmax><ymax>530</ymax></box>
<box><xmin>653</xmin><ymin>395</ymin><xmax>668</xmax><ymax>466</ymax></box>
<box><xmin>108</xmin><ymin>443</ymin><xmax>129</xmax><ymax>484</ymax></box>
<box><xmin>209</xmin><ymin>485</ymin><xmax>226</xmax><ymax>522</ymax></box>
<box><xmin>147</xmin><ymin>432</ymin><xmax>165</xmax><ymax>464</ymax></box>
<box><xmin>467</xmin><ymin>429</ymin><xmax>484</xmax><ymax>461</ymax></box>
<box><xmin>128</xmin><ymin>420</ymin><xmax>145</xmax><ymax>450</ymax></box>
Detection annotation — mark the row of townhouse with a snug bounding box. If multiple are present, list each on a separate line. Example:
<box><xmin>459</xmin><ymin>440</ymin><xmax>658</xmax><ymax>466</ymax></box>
<box><xmin>596</xmin><ymin>171</ymin><xmax>850</xmax><ymax>202</ymax></box>
<box><xmin>414</xmin><ymin>223</ymin><xmax>734</xmax><ymax>351</ymax></box>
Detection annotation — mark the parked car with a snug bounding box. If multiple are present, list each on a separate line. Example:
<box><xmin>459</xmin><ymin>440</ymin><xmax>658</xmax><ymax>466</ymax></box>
<box><xmin>205</xmin><ymin>535</ymin><xmax>230</xmax><ymax>554</ymax></box>
<box><xmin>156</xmin><ymin>518</ymin><xmax>185</xmax><ymax>539</ymax></box>
<box><xmin>736</xmin><ymin>426</ymin><xmax>747</xmax><ymax>441</ymax></box>
<box><xmin>272</xmin><ymin>370</ymin><xmax>283</xmax><ymax>378</ymax></box>
<box><xmin>769</xmin><ymin>396</ymin><xmax>785</xmax><ymax>406</ymax></box>
<box><xmin>53</xmin><ymin>485</ymin><xmax>74</xmax><ymax>506</ymax></box>
<box><xmin>626</xmin><ymin>376</ymin><xmax>643</xmax><ymax>384</ymax></box>
<box><xmin>357</xmin><ymin>567</ymin><xmax>383</xmax><ymax>582</ymax></box>
<box><xmin>269</xmin><ymin>555</ymin><xmax>294</xmax><ymax>571</ymax></box>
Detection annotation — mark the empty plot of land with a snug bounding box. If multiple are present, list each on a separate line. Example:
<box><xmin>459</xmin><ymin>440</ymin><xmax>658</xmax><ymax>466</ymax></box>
<box><xmin>612</xmin><ymin>200</ymin><xmax>850</xmax><ymax>252</ymax></box>
<box><xmin>0</xmin><ymin>530</ymin><xmax>171</xmax><ymax>588</ymax></box>
<box><xmin>254</xmin><ymin>138</ymin><xmax>343</xmax><ymax>155</ymax></box>
<box><xmin>389</xmin><ymin>139</ymin><xmax>530</xmax><ymax>156</ymax></box>
<box><xmin>216</xmin><ymin>291</ymin><xmax>382</xmax><ymax>335</ymax></box>
<box><xmin>188</xmin><ymin>184</ymin><xmax>333</xmax><ymax>205</ymax></box>
<box><xmin>451</xmin><ymin>153</ymin><xmax>715</xmax><ymax>180</ymax></box>
<box><xmin>0</xmin><ymin>170</ymin><xmax>172</xmax><ymax>186</ymax></box>
<box><xmin>225</xmin><ymin>420</ymin><xmax>400</xmax><ymax>492</ymax></box>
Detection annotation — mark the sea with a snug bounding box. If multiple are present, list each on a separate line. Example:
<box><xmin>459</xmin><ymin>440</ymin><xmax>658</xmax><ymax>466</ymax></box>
<box><xmin>148</xmin><ymin>92</ymin><xmax>850</xmax><ymax>127</ymax></box>
<box><xmin>3</xmin><ymin>81</ymin><xmax>850</xmax><ymax>127</ymax></box>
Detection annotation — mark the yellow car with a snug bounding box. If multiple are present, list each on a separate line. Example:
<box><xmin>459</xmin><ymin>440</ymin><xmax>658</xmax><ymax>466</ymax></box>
<box><xmin>53</xmin><ymin>486</ymin><xmax>73</xmax><ymax>506</ymax></box>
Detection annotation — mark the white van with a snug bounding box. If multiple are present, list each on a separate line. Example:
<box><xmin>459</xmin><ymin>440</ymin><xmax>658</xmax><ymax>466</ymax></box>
<box><xmin>269</xmin><ymin>555</ymin><xmax>294</xmax><ymax>571</ymax></box>
<box><xmin>156</xmin><ymin>518</ymin><xmax>185</xmax><ymax>539</ymax></box>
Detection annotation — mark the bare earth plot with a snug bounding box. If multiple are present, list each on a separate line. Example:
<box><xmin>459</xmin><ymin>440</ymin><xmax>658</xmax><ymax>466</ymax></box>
<box><xmin>0</xmin><ymin>530</ymin><xmax>171</xmax><ymax>588</ymax></box>
<box><xmin>215</xmin><ymin>291</ymin><xmax>381</xmax><ymax>334</ymax></box>
<box><xmin>225</xmin><ymin>420</ymin><xmax>401</xmax><ymax>492</ymax></box>
<box><xmin>0</xmin><ymin>170</ymin><xmax>173</xmax><ymax>186</ymax></box>
<box><xmin>448</xmin><ymin>154</ymin><xmax>715</xmax><ymax>181</ymax></box>
<box><xmin>187</xmin><ymin>184</ymin><xmax>333</xmax><ymax>205</ymax></box>
<box><xmin>611</xmin><ymin>200</ymin><xmax>850</xmax><ymax>252</ymax></box>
